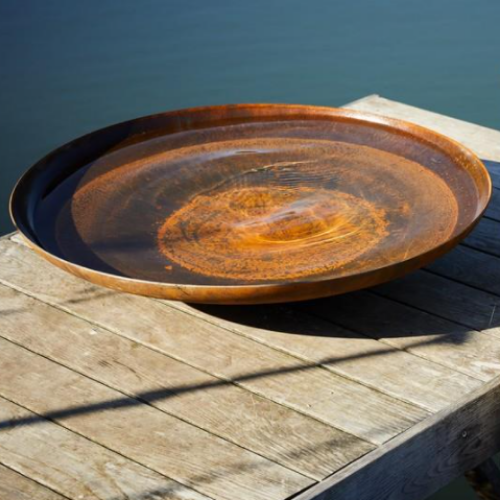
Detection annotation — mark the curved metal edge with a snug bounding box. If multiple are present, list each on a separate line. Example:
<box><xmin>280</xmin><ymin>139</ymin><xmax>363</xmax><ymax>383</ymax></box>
<box><xmin>9</xmin><ymin>104</ymin><xmax>493</xmax><ymax>305</ymax></box>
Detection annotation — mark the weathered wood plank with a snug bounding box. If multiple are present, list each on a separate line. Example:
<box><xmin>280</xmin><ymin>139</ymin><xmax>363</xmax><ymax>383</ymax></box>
<box><xmin>341</xmin><ymin>94</ymin><xmax>381</xmax><ymax>108</ymax></box>
<box><xmin>426</xmin><ymin>246</ymin><xmax>500</xmax><ymax>297</ymax></box>
<box><xmin>344</xmin><ymin>95</ymin><xmax>500</xmax><ymax>161</ymax></box>
<box><xmin>374</xmin><ymin>271</ymin><xmax>500</xmax><ymax>331</ymax></box>
<box><xmin>0</xmin><ymin>333</ymin><xmax>312</xmax><ymax>500</ymax></box>
<box><xmin>464</xmin><ymin>217</ymin><xmax>500</xmax><ymax>259</ymax></box>
<box><xmin>0</xmin><ymin>396</ymin><xmax>213</xmax><ymax>500</ymax></box>
<box><xmin>170</xmin><ymin>301</ymin><xmax>481</xmax><ymax>412</ymax></box>
<box><xmin>3</xmin><ymin>239</ymin><xmax>475</xmax><ymax>415</ymax></box>
<box><xmin>485</xmin><ymin>187</ymin><xmax>500</xmax><ymax>222</ymax></box>
<box><xmin>302</xmin><ymin>291</ymin><xmax>500</xmax><ymax>381</ymax></box>
<box><xmin>0</xmin><ymin>281</ymin><xmax>373</xmax><ymax>480</ymax></box>
<box><xmin>0</xmin><ymin>464</ymin><xmax>68</xmax><ymax>500</ymax></box>
<box><xmin>294</xmin><ymin>375</ymin><xmax>500</xmax><ymax>500</ymax></box>
<box><xmin>0</xmin><ymin>241</ymin><xmax>428</xmax><ymax>445</ymax></box>
<box><xmin>482</xmin><ymin>161</ymin><xmax>500</xmax><ymax>191</ymax></box>
<box><xmin>486</xmin><ymin>162</ymin><xmax>500</xmax><ymax>189</ymax></box>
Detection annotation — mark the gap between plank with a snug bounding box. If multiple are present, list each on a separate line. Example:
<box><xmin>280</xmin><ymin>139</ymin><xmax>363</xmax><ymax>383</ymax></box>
<box><xmin>0</xmin><ymin>463</ymin><xmax>73</xmax><ymax>500</ymax></box>
<box><xmin>2</xmin><ymin>236</ymin><xmax>483</xmax><ymax>413</ymax></box>
<box><xmin>0</xmin><ymin>392</ymin><xmax>217</xmax><ymax>500</ymax></box>
<box><xmin>0</xmin><ymin>274</ymin><xmax>389</xmax><ymax>459</ymax></box>
<box><xmin>0</xmin><ymin>312</ymin><xmax>336</xmax><ymax>482</ymax></box>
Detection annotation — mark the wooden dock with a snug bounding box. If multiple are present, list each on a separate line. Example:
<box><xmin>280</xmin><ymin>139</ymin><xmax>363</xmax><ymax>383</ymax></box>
<box><xmin>1</xmin><ymin>95</ymin><xmax>500</xmax><ymax>500</ymax></box>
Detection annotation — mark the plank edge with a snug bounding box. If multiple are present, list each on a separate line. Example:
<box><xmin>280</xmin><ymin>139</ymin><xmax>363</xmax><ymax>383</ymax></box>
<box><xmin>293</xmin><ymin>374</ymin><xmax>500</xmax><ymax>500</ymax></box>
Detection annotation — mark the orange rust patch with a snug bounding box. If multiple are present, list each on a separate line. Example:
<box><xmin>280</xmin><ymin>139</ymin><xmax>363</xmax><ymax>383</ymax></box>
<box><xmin>157</xmin><ymin>187</ymin><xmax>389</xmax><ymax>281</ymax></box>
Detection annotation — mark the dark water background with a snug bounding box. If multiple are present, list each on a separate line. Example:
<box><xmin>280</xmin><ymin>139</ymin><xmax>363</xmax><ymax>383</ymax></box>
<box><xmin>1</xmin><ymin>1</ymin><xmax>499</xmax><ymax>497</ymax></box>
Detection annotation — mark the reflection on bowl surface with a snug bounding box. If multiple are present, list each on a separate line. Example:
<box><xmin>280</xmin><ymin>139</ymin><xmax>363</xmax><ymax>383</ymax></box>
<box><xmin>34</xmin><ymin>124</ymin><xmax>464</xmax><ymax>286</ymax></box>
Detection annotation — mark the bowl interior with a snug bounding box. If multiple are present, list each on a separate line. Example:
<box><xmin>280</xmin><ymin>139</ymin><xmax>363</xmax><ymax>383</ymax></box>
<box><xmin>11</xmin><ymin>106</ymin><xmax>491</xmax><ymax>291</ymax></box>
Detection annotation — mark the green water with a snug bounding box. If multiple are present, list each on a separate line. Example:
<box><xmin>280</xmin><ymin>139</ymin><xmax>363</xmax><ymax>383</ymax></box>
<box><xmin>1</xmin><ymin>2</ymin><xmax>499</xmax><ymax>497</ymax></box>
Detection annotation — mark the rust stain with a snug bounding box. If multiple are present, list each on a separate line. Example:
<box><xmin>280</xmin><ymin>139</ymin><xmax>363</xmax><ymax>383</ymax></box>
<box><xmin>158</xmin><ymin>187</ymin><xmax>389</xmax><ymax>281</ymax></box>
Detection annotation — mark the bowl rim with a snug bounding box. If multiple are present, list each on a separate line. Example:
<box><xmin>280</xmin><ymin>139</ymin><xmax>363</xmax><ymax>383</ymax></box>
<box><xmin>9</xmin><ymin>103</ymin><xmax>492</xmax><ymax>303</ymax></box>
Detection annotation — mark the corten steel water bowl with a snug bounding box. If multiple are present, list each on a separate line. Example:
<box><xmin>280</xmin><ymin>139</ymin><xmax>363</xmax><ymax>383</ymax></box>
<box><xmin>10</xmin><ymin>104</ymin><xmax>491</xmax><ymax>304</ymax></box>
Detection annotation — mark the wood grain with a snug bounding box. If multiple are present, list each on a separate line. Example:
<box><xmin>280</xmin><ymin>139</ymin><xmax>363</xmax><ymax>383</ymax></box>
<box><xmin>11</xmin><ymin>220</ymin><xmax>481</xmax><ymax>419</ymax></box>
<box><xmin>464</xmin><ymin>217</ymin><xmax>500</xmax><ymax>258</ymax></box>
<box><xmin>302</xmin><ymin>291</ymin><xmax>500</xmax><ymax>381</ymax></box>
<box><xmin>374</xmin><ymin>270</ymin><xmax>500</xmax><ymax>331</ymax></box>
<box><xmin>0</xmin><ymin>332</ymin><xmax>311</xmax><ymax>500</ymax></box>
<box><xmin>0</xmin><ymin>464</ymin><xmax>68</xmax><ymax>500</ymax></box>
<box><xmin>0</xmin><ymin>279</ymin><xmax>373</xmax><ymax>480</ymax></box>
<box><xmin>485</xmin><ymin>188</ymin><xmax>500</xmax><ymax>221</ymax></box>
<box><xmin>294</xmin><ymin>375</ymin><xmax>500</xmax><ymax>500</ymax></box>
<box><xmin>345</xmin><ymin>95</ymin><xmax>500</xmax><ymax>162</ymax></box>
<box><xmin>484</xmin><ymin>160</ymin><xmax>500</xmax><ymax>187</ymax></box>
<box><xmin>1</xmin><ymin>237</ymin><xmax>480</xmax><ymax>414</ymax></box>
<box><xmin>426</xmin><ymin>245</ymin><xmax>500</xmax><ymax>296</ymax></box>
<box><xmin>170</xmin><ymin>301</ymin><xmax>481</xmax><ymax>412</ymax></box>
<box><xmin>0</xmin><ymin>397</ymin><xmax>212</xmax><ymax>500</ymax></box>
<box><xmin>0</xmin><ymin>240</ymin><xmax>428</xmax><ymax>445</ymax></box>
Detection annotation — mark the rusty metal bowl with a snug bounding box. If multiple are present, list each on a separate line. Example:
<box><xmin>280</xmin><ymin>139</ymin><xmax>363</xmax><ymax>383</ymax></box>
<box><xmin>10</xmin><ymin>104</ymin><xmax>491</xmax><ymax>304</ymax></box>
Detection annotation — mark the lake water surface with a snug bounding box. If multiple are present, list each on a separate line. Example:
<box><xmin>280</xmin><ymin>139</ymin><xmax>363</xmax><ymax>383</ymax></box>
<box><xmin>1</xmin><ymin>2</ymin><xmax>499</xmax><ymax>496</ymax></box>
